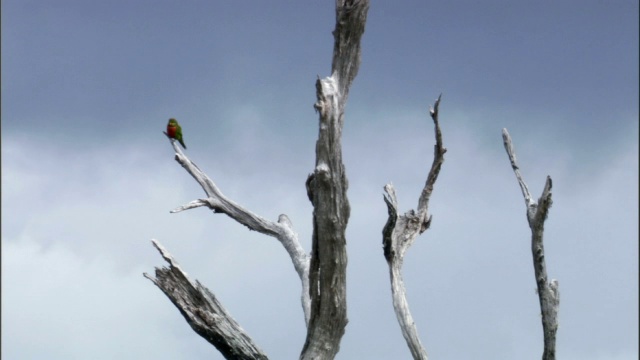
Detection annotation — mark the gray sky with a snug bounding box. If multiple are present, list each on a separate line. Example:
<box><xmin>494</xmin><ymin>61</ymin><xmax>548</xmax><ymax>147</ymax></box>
<box><xmin>2</xmin><ymin>1</ymin><xmax>638</xmax><ymax>359</ymax></box>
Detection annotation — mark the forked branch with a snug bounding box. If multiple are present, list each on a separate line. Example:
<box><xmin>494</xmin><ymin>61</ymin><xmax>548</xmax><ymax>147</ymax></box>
<box><xmin>382</xmin><ymin>95</ymin><xmax>446</xmax><ymax>360</ymax></box>
<box><xmin>159</xmin><ymin>137</ymin><xmax>311</xmax><ymax>325</ymax></box>
<box><xmin>502</xmin><ymin>129</ymin><xmax>559</xmax><ymax>360</ymax></box>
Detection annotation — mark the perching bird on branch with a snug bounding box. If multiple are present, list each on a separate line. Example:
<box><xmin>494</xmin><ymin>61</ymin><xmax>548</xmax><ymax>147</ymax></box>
<box><xmin>166</xmin><ymin>118</ymin><xmax>187</xmax><ymax>149</ymax></box>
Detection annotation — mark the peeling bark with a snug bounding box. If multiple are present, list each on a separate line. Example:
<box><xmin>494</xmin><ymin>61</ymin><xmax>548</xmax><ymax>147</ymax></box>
<box><xmin>502</xmin><ymin>129</ymin><xmax>559</xmax><ymax>360</ymax></box>
<box><xmin>381</xmin><ymin>95</ymin><xmax>446</xmax><ymax>360</ymax></box>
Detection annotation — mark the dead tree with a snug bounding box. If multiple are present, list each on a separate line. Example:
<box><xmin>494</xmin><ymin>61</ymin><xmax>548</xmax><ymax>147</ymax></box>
<box><xmin>502</xmin><ymin>129</ymin><xmax>560</xmax><ymax>360</ymax></box>
<box><xmin>144</xmin><ymin>1</ymin><xmax>370</xmax><ymax>359</ymax></box>
<box><xmin>143</xmin><ymin>1</ymin><xmax>558</xmax><ymax>359</ymax></box>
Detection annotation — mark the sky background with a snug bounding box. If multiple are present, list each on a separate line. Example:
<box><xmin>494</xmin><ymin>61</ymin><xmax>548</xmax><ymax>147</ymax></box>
<box><xmin>2</xmin><ymin>1</ymin><xmax>638</xmax><ymax>359</ymax></box>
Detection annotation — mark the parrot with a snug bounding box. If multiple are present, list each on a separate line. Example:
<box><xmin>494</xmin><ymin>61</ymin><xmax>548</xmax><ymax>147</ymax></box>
<box><xmin>166</xmin><ymin>118</ymin><xmax>187</xmax><ymax>149</ymax></box>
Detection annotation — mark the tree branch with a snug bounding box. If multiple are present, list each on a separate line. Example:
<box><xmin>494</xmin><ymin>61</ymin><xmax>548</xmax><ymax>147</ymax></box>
<box><xmin>330</xmin><ymin>0</ymin><xmax>370</xmax><ymax>100</ymax></box>
<box><xmin>502</xmin><ymin>129</ymin><xmax>559</xmax><ymax>360</ymax></box>
<box><xmin>501</xmin><ymin>129</ymin><xmax>534</xmax><ymax>208</ymax></box>
<box><xmin>144</xmin><ymin>239</ymin><xmax>268</xmax><ymax>360</ymax></box>
<box><xmin>162</xmin><ymin>135</ymin><xmax>312</xmax><ymax>326</ymax></box>
<box><xmin>381</xmin><ymin>96</ymin><xmax>446</xmax><ymax>360</ymax></box>
<box><xmin>300</xmin><ymin>1</ymin><xmax>369</xmax><ymax>359</ymax></box>
<box><xmin>417</xmin><ymin>94</ymin><xmax>445</xmax><ymax>222</ymax></box>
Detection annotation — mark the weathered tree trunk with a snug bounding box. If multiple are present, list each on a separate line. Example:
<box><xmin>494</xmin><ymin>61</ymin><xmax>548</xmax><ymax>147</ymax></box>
<box><xmin>382</xmin><ymin>96</ymin><xmax>445</xmax><ymax>360</ymax></box>
<box><xmin>300</xmin><ymin>1</ymin><xmax>370</xmax><ymax>359</ymax></box>
<box><xmin>502</xmin><ymin>129</ymin><xmax>560</xmax><ymax>360</ymax></box>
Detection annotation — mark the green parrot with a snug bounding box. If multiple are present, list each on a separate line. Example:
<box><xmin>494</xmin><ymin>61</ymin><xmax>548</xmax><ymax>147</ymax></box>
<box><xmin>166</xmin><ymin>118</ymin><xmax>187</xmax><ymax>149</ymax></box>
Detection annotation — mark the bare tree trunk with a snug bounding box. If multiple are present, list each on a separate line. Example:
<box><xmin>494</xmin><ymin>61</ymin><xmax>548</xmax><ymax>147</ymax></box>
<box><xmin>300</xmin><ymin>1</ymin><xmax>370</xmax><ymax>359</ymax></box>
<box><xmin>502</xmin><ymin>129</ymin><xmax>560</xmax><ymax>360</ymax></box>
<box><xmin>382</xmin><ymin>96</ymin><xmax>445</xmax><ymax>360</ymax></box>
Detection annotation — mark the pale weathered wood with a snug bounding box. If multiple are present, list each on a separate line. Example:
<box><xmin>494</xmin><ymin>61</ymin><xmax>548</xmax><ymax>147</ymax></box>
<box><xmin>144</xmin><ymin>239</ymin><xmax>268</xmax><ymax>360</ymax></box>
<box><xmin>161</xmin><ymin>135</ymin><xmax>311</xmax><ymax>326</ymax></box>
<box><xmin>502</xmin><ymin>129</ymin><xmax>559</xmax><ymax>360</ymax></box>
<box><xmin>299</xmin><ymin>1</ymin><xmax>370</xmax><ymax>359</ymax></box>
<box><xmin>381</xmin><ymin>95</ymin><xmax>446</xmax><ymax>360</ymax></box>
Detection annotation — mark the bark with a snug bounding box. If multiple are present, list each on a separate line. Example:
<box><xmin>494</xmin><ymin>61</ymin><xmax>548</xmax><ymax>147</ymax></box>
<box><xmin>144</xmin><ymin>240</ymin><xmax>268</xmax><ymax>360</ymax></box>
<box><xmin>502</xmin><ymin>129</ymin><xmax>560</xmax><ymax>360</ymax></box>
<box><xmin>299</xmin><ymin>1</ymin><xmax>370</xmax><ymax>359</ymax></box>
<box><xmin>382</xmin><ymin>95</ymin><xmax>446</xmax><ymax>360</ymax></box>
